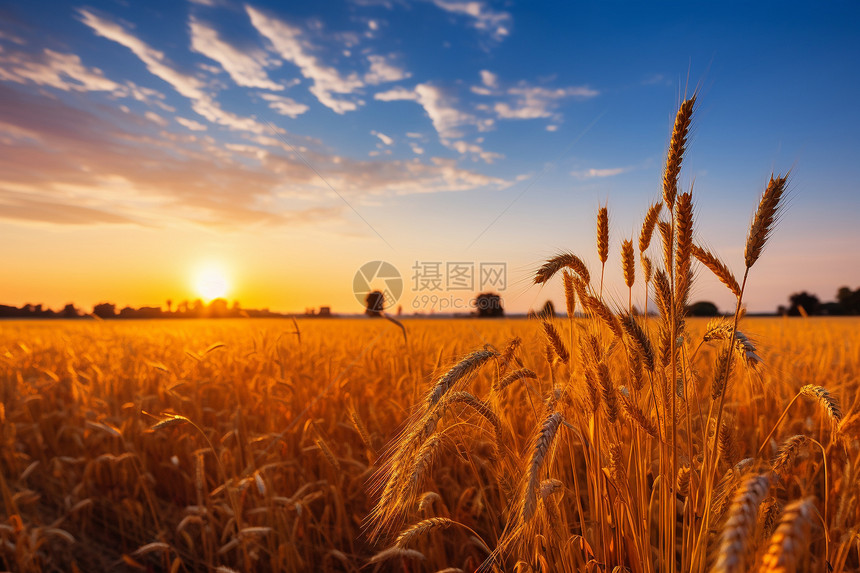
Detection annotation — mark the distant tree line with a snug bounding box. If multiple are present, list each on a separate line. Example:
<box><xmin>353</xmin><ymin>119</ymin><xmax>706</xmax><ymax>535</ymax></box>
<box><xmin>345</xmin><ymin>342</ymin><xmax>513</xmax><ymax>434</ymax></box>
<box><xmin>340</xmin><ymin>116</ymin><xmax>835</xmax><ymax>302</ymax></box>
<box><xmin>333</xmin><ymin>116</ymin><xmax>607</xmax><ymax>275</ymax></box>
<box><xmin>778</xmin><ymin>286</ymin><xmax>860</xmax><ymax>316</ymax></box>
<box><xmin>0</xmin><ymin>299</ymin><xmax>291</xmax><ymax>319</ymax></box>
<box><xmin>528</xmin><ymin>299</ymin><xmax>722</xmax><ymax>318</ymax></box>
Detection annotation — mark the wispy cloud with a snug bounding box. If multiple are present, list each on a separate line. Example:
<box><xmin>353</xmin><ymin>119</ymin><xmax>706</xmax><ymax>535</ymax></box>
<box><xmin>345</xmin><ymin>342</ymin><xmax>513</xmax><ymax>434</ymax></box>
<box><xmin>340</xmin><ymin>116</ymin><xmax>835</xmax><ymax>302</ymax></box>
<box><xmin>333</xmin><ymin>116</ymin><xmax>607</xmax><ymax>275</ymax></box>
<box><xmin>364</xmin><ymin>54</ymin><xmax>410</xmax><ymax>84</ymax></box>
<box><xmin>189</xmin><ymin>17</ymin><xmax>283</xmax><ymax>90</ymax></box>
<box><xmin>571</xmin><ymin>166</ymin><xmax>631</xmax><ymax>179</ymax></box>
<box><xmin>374</xmin><ymin>83</ymin><xmax>501</xmax><ymax>162</ymax></box>
<box><xmin>495</xmin><ymin>84</ymin><xmax>598</xmax><ymax>119</ymax></box>
<box><xmin>176</xmin><ymin>117</ymin><xmax>208</xmax><ymax>131</ymax></box>
<box><xmin>246</xmin><ymin>5</ymin><xmax>365</xmax><ymax>114</ymax></box>
<box><xmin>0</xmin><ymin>48</ymin><xmax>123</xmax><ymax>94</ymax></box>
<box><xmin>260</xmin><ymin>93</ymin><xmax>309</xmax><ymax>118</ymax></box>
<box><xmin>371</xmin><ymin>130</ymin><xmax>393</xmax><ymax>145</ymax></box>
<box><xmin>144</xmin><ymin>111</ymin><xmax>168</xmax><ymax>126</ymax></box>
<box><xmin>374</xmin><ymin>86</ymin><xmax>418</xmax><ymax>102</ymax></box>
<box><xmin>78</xmin><ymin>8</ymin><xmax>270</xmax><ymax>134</ymax></box>
<box><xmin>448</xmin><ymin>139</ymin><xmax>501</xmax><ymax>163</ymax></box>
<box><xmin>0</xmin><ymin>83</ymin><xmax>511</xmax><ymax>229</ymax></box>
<box><xmin>480</xmin><ymin>69</ymin><xmax>498</xmax><ymax>88</ymax></box>
<box><xmin>376</xmin><ymin>84</ymin><xmax>473</xmax><ymax>140</ymax></box>
<box><xmin>430</xmin><ymin>1</ymin><xmax>511</xmax><ymax>41</ymax></box>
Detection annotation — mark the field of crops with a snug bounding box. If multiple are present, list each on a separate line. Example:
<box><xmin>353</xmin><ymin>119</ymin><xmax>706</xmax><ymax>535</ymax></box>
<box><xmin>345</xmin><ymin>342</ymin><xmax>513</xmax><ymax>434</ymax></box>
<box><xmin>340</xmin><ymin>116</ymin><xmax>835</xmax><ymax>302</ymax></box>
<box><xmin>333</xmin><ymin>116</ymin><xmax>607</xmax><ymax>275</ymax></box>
<box><xmin>1</xmin><ymin>316</ymin><xmax>858</xmax><ymax>572</ymax></box>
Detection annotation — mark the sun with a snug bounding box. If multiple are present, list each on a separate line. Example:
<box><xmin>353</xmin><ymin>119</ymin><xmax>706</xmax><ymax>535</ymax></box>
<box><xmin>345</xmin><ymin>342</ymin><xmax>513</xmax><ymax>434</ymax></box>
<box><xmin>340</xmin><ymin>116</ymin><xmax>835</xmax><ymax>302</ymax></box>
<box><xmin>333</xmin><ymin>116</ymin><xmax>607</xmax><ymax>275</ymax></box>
<box><xmin>193</xmin><ymin>265</ymin><xmax>230</xmax><ymax>302</ymax></box>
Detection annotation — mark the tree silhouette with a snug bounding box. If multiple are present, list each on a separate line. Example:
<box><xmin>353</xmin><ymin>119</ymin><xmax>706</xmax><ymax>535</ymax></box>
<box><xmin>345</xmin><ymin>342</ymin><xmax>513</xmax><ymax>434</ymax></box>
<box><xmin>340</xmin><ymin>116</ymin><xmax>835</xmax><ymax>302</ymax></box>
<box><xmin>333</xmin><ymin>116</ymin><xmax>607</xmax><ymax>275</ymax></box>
<box><xmin>61</xmin><ymin>303</ymin><xmax>79</xmax><ymax>318</ymax></box>
<box><xmin>93</xmin><ymin>302</ymin><xmax>117</xmax><ymax>319</ymax></box>
<box><xmin>837</xmin><ymin>286</ymin><xmax>860</xmax><ymax>314</ymax></box>
<box><xmin>365</xmin><ymin>290</ymin><xmax>384</xmax><ymax>317</ymax></box>
<box><xmin>687</xmin><ymin>301</ymin><xmax>719</xmax><ymax>317</ymax></box>
<box><xmin>788</xmin><ymin>291</ymin><xmax>820</xmax><ymax>316</ymax></box>
<box><xmin>475</xmin><ymin>292</ymin><xmax>504</xmax><ymax>317</ymax></box>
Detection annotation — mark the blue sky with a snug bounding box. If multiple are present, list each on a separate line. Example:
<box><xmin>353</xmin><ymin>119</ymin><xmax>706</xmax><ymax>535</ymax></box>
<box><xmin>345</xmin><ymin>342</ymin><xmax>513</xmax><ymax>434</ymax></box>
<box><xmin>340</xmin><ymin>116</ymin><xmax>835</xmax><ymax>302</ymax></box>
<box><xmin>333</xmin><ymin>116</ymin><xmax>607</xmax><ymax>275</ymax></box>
<box><xmin>0</xmin><ymin>0</ymin><xmax>858</xmax><ymax>314</ymax></box>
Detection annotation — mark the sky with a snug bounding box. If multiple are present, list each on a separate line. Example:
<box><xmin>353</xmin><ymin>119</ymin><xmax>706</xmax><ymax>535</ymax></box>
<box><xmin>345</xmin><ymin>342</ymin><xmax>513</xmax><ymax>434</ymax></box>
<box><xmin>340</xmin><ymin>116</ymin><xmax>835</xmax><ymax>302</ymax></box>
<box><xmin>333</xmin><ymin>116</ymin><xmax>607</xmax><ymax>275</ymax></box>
<box><xmin>1</xmin><ymin>0</ymin><xmax>859</xmax><ymax>315</ymax></box>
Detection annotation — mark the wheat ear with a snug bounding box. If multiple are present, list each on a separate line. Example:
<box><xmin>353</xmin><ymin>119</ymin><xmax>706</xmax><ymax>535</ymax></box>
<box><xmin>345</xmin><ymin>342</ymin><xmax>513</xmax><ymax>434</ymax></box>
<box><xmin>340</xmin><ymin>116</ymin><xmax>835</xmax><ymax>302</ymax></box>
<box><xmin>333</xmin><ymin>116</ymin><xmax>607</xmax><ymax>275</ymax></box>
<box><xmin>745</xmin><ymin>174</ymin><xmax>788</xmax><ymax>269</ymax></box>
<box><xmin>427</xmin><ymin>349</ymin><xmax>497</xmax><ymax>408</ymax></box>
<box><xmin>692</xmin><ymin>244</ymin><xmax>741</xmax><ymax>299</ymax></box>
<box><xmin>713</xmin><ymin>473</ymin><xmax>771</xmax><ymax>573</ymax></box>
<box><xmin>758</xmin><ymin>497</ymin><xmax>815</xmax><ymax>573</ymax></box>
<box><xmin>534</xmin><ymin>252</ymin><xmax>591</xmax><ymax>285</ymax></box>
<box><xmin>662</xmin><ymin>96</ymin><xmax>695</xmax><ymax>208</ymax></box>
<box><xmin>521</xmin><ymin>412</ymin><xmax>563</xmax><ymax>523</ymax></box>
<box><xmin>639</xmin><ymin>201</ymin><xmax>663</xmax><ymax>252</ymax></box>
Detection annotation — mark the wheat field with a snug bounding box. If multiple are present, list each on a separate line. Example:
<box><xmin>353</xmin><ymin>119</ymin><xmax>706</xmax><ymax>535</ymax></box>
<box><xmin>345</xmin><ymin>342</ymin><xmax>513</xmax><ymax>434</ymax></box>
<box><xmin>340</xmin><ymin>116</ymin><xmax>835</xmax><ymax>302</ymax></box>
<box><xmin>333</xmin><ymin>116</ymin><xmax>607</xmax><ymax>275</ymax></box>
<box><xmin>0</xmin><ymin>315</ymin><xmax>858</xmax><ymax>571</ymax></box>
<box><xmin>3</xmin><ymin>99</ymin><xmax>860</xmax><ymax>573</ymax></box>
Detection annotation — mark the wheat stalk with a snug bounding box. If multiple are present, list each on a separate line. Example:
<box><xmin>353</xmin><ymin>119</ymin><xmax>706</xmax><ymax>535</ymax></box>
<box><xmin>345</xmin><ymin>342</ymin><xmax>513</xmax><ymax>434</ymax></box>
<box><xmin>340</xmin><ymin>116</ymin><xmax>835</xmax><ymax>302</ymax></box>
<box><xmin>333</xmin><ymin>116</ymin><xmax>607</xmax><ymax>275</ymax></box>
<box><xmin>622</xmin><ymin>239</ymin><xmax>635</xmax><ymax>289</ymax></box>
<box><xmin>620</xmin><ymin>313</ymin><xmax>655</xmax><ymax>371</ymax></box>
<box><xmin>495</xmin><ymin>368</ymin><xmax>538</xmax><ymax>393</ymax></box>
<box><xmin>674</xmin><ymin>191</ymin><xmax>694</xmax><ymax>304</ymax></box>
<box><xmin>713</xmin><ymin>473</ymin><xmax>771</xmax><ymax>573</ymax></box>
<box><xmin>662</xmin><ymin>96</ymin><xmax>695</xmax><ymax>209</ymax></box>
<box><xmin>758</xmin><ymin>497</ymin><xmax>815</xmax><ymax>573</ymax></box>
<box><xmin>692</xmin><ymin>244</ymin><xmax>741</xmax><ymax>299</ymax></box>
<box><xmin>597</xmin><ymin>363</ymin><xmax>617</xmax><ymax>423</ymax></box>
<box><xmin>542</xmin><ymin>321</ymin><xmax>570</xmax><ymax>364</ymax></box>
<box><xmin>563</xmin><ymin>270</ymin><xmax>576</xmax><ymax>318</ymax></box>
<box><xmin>597</xmin><ymin>206</ymin><xmax>609</xmax><ymax>265</ymax></box>
<box><xmin>427</xmin><ymin>349</ymin><xmax>498</xmax><ymax>408</ymax></box>
<box><xmin>799</xmin><ymin>384</ymin><xmax>842</xmax><ymax>426</ymax></box>
<box><xmin>534</xmin><ymin>252</ymin><xmax>591</xmax><ymax>285</ymax></box>
<box><xmin>395</xmin><ymin>517</ymin><xmax>454</xmax><ymax>547</ymax></box>
<box><xmin>745</xmin><ymin>174</ymin><xmax>788</xmax><ymax>269</ymax></box>
<box><xmin>640</xmin><ymin>202</ymin><xmax>663</xmax><ymax>252</ymax></box>
<box><xmin>619</xmin><ymin>387</ymin><xmax>659</xmax><ymax>439</ymax></box>
<box><xmin>771</xmin><ymin>435</ymin><xmax>810</xmax><ymax>481</ymax></box>
<box><xmin>521</xmin><ymin>412</ymin><xmax>563</xmax><ymax>523</ymax></box>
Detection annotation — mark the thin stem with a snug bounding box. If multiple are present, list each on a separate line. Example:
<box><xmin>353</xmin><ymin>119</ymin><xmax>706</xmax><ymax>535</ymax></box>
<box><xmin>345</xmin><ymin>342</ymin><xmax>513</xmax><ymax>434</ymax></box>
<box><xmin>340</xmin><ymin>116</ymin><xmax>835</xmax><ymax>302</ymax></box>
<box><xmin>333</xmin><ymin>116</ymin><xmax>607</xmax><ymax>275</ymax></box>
<box><xmin>755</xmin><ymin>392</ymin><xmax>803</xmax><ymax>458</ymax></box>
<box><xmin>693</xmin><ymin>267</ymin><xmax>749</xmax><ymax>571</ymax></box>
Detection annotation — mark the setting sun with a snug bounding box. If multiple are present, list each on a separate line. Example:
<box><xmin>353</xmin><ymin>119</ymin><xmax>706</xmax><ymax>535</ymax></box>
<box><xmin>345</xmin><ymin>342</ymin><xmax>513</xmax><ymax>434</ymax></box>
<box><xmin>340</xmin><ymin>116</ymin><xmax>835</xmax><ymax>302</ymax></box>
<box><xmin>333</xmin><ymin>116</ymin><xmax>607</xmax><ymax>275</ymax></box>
<box><xmin>193</xmin><ymin>265</ymin><xmax>229</xmax><ymax>302</ymax></box>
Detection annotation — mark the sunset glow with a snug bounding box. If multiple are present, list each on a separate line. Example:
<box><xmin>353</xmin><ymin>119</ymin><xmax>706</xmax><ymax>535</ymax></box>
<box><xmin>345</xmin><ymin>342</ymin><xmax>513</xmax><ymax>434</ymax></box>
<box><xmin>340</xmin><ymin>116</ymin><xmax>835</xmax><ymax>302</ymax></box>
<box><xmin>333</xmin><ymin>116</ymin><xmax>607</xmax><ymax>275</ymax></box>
<box><xmin>0</xmin><ymin>2</ymin><xmax>858</xmax><ymax>315</ymax></box>
<box><xmin>193</xmin><ymin>265</ymin><xmax>230</xmax><ymax>303</ymax></box>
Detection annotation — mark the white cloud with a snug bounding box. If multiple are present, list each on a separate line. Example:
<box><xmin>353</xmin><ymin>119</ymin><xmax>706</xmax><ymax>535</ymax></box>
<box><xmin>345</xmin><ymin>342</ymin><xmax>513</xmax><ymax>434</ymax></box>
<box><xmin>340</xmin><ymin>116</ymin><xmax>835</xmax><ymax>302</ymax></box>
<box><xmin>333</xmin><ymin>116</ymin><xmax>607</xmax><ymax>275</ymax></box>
<box><xmin>189</xmin><ymin>17</ymin><xmax>283</xmax><ymax>90</ymax></box>
<box><xmin>224</xmin><ymin>143</ymin><xmax>268</xmax><ymax>160</ymax></box>
<box><xmin>431</xmin><ymin>1</ymin><xmax>512</xmax><ymax>40</ymax></box>
<box><xmin>260</xmin><ymin>93</ymin><xmax>310</xmax><ymax>118</ymax></box>
<box><xmin>144</xmin><ymin>111</ymin><xmax>168</xmax><ymax>126</ymax></box>
<box><xmin>546</xmin><ymin>124</ymin><xmax>558</xmax><ymax>132</ymax></box>
<box><xmin>494</xmin><ymin>84</ymin><xmax>599</xmax><ymax>119</ymax></box>
<box><xmin>375</xmin><ymin>84</ymin><xmax>494</xmax><ymax>157</ymax></box>
<box><xmin>480</xmin><ymin>69</ymin><xmax>498</xmax><ymax>88</ymax></box>
<box><xmin>374</xmin><ymin>86</ymin><xmax>418</xmax><ymax>102</ymax></box>
<box><xmin>364</xmin><ymin>54</ymin><xmax>410</xmax><ymax>85</ymax></box>
<box><xmin>246</xmin><ymin>6</ymin><xmax>364</xmax><ymax>114</ymax></box>
<box><xmin>414</xmin><ymin>84</ymin><xmax>474</xmax><ymax>140</ymax></box>
<box><xmin>371</xmin><ymin>130</ymin><xmax>393</xmax><ymax>145</ymax></box>
<box><xmin>78</xmin><ymin>9</ymin><xmax>270</xmax><ymax>134</ymax></box>
<box><xmin>571</xmin><ymin>167</ymin><xmax>630</xmax><ymax>179</ymax></box>
<box><xmin>176</xmin><ymin>117</ymin><xmax>208</xmax><ymax>131</ymax></box>
<box><xmin>409</xmin><ymin>142</ymin><xmax>424</xmax><ymax>155</ymax></box>
<box><xmin>448</xmin><ymin>139</ymin><xmax>501</xmax><ymax>163</ymax></box>
<box><xmin>0</xmin><ymin>48</ymin><xmax>123</xmax><ymax>93</ymax></box>
<box><xmin>125</xmin><ymin>82</ymin><xmax>174</xmax><ymax>111</ymax></box>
